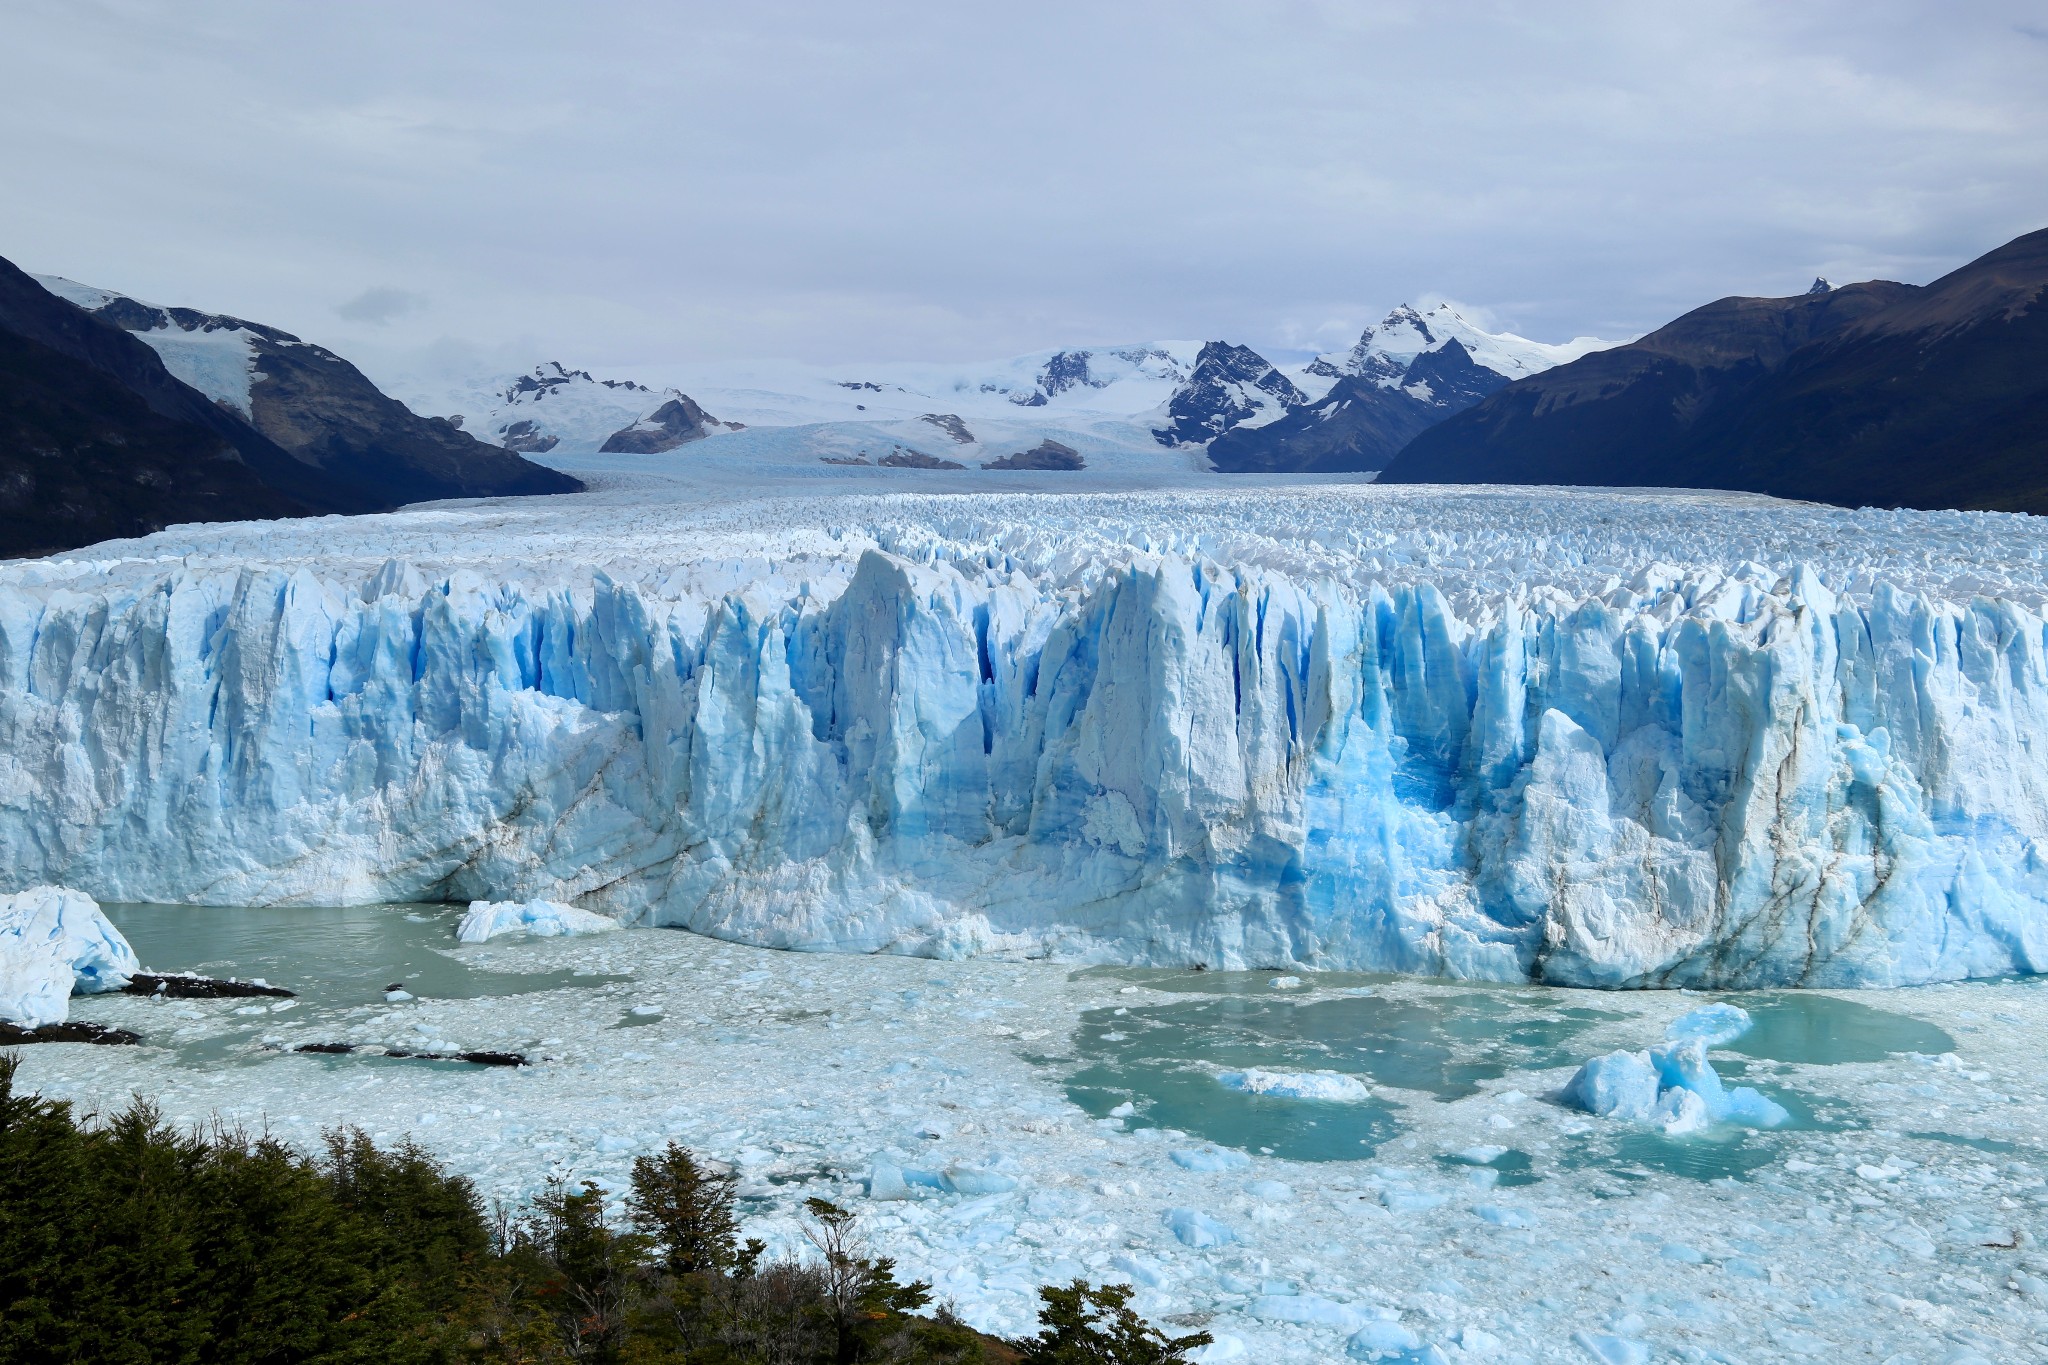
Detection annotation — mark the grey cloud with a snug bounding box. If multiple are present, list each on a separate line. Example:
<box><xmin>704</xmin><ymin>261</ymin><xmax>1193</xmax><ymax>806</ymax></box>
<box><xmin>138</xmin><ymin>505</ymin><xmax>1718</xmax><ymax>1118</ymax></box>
<box><xmin>1</xmin><ymin>0</ymin><xmax>2043</xmax><ymax>369</ymax></box>
<box><xmin>335</xmin><ymin>287</ymin><xmax>426</xmax><ymax>325</ymax></box>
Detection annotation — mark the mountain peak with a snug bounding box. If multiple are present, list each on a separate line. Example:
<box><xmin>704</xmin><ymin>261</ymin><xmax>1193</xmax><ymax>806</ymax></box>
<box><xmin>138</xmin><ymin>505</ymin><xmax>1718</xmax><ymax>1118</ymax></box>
<box><xmin>1808</xmin><ymin>277</ymin><xmax>1835</xmax><ymax>295</ymax></box>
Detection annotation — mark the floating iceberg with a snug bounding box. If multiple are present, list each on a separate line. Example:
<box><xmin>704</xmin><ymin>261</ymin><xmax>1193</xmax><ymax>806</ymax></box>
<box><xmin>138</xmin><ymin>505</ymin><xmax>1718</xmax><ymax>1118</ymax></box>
<box><xmin>1563</xmin><ymin>1036</ymin><xmax>1788</xmax><ymax>1133</ymax></box>
<box><xmin>1171</xmin><ymin>1146</ymin><xmax>1252</xmax><ymax>1172</ymax></box>
<box><xmin>1218</xmin><ymin>1068</ymin><xmax>1374</xmax><ymax>1102</ymax></box>
<box><xmin>455</xmin><ymin>899</ymin><xmax>620</xmax><ymax>944</ymax></box>
<box><xmin>1664</xmin><ymin>1002</ymin><xmax>1753</xmax><ymax>1048</ymax></box>
<box><xmin>5</xmin><ymin>486</ymin><xmax>2048</xmax><ymax>988</ymax></box>
<box><xmin>1163</xmin><ymin>1206</ymin><xmax>1235</xmax><ymax>1247</ymax></box>
<box><xmin>0</xmin><ymin>887</ymin><xmax>139</xmax><ymax>1028</ymax></box>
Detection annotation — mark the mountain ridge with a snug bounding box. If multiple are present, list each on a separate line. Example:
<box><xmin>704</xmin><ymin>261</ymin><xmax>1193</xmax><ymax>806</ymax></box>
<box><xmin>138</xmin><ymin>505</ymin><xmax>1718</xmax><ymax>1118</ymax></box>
<box><xmin>1378</xmin><ymin>225</ymin><xmax>2048</xmax><ymax>513</ymax></box>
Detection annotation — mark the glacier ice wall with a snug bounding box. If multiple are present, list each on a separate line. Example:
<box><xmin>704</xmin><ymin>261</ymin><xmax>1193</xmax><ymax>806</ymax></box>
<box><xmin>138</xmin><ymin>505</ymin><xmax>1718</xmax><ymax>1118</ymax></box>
<box><xmin>5</xmin><ymin>514</ymin><xmax>2048</xmax><ymax>987</ymax></box>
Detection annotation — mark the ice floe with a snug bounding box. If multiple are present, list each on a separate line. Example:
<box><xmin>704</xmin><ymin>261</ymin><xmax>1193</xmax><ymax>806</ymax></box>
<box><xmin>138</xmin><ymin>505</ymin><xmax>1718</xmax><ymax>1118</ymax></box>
<box><xmin>0</xmin><ymin>887</ymin><xmax>138</xmax><ymax>1027</ymax></box>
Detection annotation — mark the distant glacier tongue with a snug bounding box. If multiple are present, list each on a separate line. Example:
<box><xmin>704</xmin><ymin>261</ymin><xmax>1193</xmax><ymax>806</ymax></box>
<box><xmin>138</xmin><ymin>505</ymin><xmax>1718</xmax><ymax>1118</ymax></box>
<box><xmin>5</xmin><ymin>486</ymin><xmax>2048</xmax><ymax>989</ymax></box>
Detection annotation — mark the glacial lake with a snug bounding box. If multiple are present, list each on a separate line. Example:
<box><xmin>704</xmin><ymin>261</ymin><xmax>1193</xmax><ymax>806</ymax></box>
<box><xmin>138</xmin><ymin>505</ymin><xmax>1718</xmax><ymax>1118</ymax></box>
<box><xmin>91</xmin><ymin>906</ymin><xmax>1969</xmax><ymax>1178</ymax></box>
<box><xmin>19</xmin><ymin>902</ymin><xmax>2045</xmax><ymax>1361</ymax></box>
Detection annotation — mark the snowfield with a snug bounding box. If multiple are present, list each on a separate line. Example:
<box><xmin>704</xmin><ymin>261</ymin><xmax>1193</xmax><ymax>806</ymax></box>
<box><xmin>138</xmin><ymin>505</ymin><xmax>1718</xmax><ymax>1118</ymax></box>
<box><xmin>6</xmin><ymin>457</ymin><xmax>2048</xmax><ymax>988</ymax></box>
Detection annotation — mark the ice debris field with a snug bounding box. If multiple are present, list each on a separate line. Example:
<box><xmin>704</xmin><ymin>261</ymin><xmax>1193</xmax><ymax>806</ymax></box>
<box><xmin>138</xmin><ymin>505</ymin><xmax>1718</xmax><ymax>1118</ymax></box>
<box><xmin>10</xmin><ymin>892</ymin><xmax>2047</xmax><ymax>1363</ymax></box>
<box><xmin>5</xmin><ymin>466</ymin><xmax>2048</xmax><ymax>1358</ymax></box>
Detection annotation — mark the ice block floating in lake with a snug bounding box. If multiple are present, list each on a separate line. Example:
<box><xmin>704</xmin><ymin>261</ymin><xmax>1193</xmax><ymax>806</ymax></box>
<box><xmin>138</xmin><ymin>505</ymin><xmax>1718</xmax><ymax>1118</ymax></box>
<box><xmin>4</xmin><ymin>481</ymin><xmax>2048</xmax><ymax>988</ymax></box>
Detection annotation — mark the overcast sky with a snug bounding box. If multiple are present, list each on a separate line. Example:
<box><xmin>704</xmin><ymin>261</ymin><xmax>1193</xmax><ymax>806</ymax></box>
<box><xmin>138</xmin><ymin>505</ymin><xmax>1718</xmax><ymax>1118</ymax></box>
<box><xmin>4</xmin><ymin>0</ymin><xmax>2045</xmax><ymax>384</ymax></box>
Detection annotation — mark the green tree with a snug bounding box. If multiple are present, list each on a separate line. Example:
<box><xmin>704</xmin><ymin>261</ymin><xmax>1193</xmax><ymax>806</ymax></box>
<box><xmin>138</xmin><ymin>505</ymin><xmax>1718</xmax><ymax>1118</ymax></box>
<box><xmin>627</xmin><ymin>1142</ymin><xmax>761</xmax><ymax>1279</ymax></box>
<box><xmin>523</xmin><ymin>1177</ymin><xmax>650</xmax><ymax>1364</ymax></box>
<box><xmin>1013</xmin><ymin>1280</ymin><xmax>1211</xmax><ymax>1365</ymax></box>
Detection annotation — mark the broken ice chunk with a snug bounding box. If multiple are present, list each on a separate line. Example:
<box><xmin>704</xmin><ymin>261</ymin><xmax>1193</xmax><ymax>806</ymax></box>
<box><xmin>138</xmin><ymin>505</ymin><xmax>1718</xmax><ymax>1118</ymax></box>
<box><xmin>1652</xmin><ymin>1086</ymin><xmax>1712</xmax><ymax>1136</ymax></box>
<box><xmin>1472</xmin><ymin>1204</ymin><xmax>1536</xmax><ymax>1229</ymax></box>
<box><xmin>1163</xmin><ymin>1207</ymin><xmax>1235</xmax><ymax>1247</ymax></box>
<box><xmin>1665</xmin><ymin>1002</ymin><xmax>1753</xmax><ymax>1047</ymax></box>
<box><xmin>1345</xmin><ymin>1320</ymin><xmax>1424</xmax><ymax>1359</ymax></box>
<box><xmin>1649</xmin><ymin>1038</ymin><xmax>1790</xmax><ymax>1128</ymax></box>
<box><xmin>940</xmin><ymin>1166</ymin><xmax>1017</xmax><ymax>1195</ymax></box>
<box><xmin>0</xmin><ymin>886</ymin><xmax>139</xmax><ymax>1028</ymax></box>
<box><xmin>1572</xmin><ymin>1333</ymin><xmax>1649</xmax><ymax>1365</ymax></box>
<box><xmin>1218</xmin><ymin>1068</ymin><xmax>1373</xmax><ymax>1102</ymax></box>
<box><xmin>1108</xmin><ymin>1252</ymin><xmax>1170</xmax><ymax>1288</ymax></box>
<box><xmin>456</xmin><ymin>899</ymin><xmax>619</xmax><ymax>944</ymax></box>
<box><xmin>1250</xmin><ymin>1294</ymin><xmax>1375</xmax><ymax>1331</ymax></box>
<box><xmin>1561</xmin><ymin>1050</ymin><xmax>1660</xmax><ymax>1121</ymax></box>
<box><xmin>1171</xmin><ymin>1146</ymin><xmax>1251</xmax><ymax>1172</ymax></box>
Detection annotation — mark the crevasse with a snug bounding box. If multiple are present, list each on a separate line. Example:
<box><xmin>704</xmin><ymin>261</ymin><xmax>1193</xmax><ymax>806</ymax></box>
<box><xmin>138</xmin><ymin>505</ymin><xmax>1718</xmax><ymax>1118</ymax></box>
<box><xmin>3</xmin><ymin>545</ymin><xmax>2046</xmax><ymax>988</ymax></box>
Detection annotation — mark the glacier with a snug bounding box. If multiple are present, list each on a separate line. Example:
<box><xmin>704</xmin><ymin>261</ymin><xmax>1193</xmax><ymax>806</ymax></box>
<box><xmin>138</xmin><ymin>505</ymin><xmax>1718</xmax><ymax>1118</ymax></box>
<box><xmin>4</xmin><ymin>474</ymin><xmax>2048</xmax><ymax>988</ymax></box>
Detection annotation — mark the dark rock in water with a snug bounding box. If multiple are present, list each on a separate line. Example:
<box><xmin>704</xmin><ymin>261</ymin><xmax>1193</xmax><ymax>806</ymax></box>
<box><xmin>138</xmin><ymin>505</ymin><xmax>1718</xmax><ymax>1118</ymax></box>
<box><xmin>125</xmin><ymin>972</ymin><xmax>293</xmax><ymax>999</ymax></box>
<box><xmin>918</xmin><ymin>413</ymin><xmax>975</xmax><ymax>443</ymax></box>
<box><xmin>498</xmin><ymin>418</ymin><xmax>559</xmax><ymax>453</ymax></box>
<box><xmin>819</xmin><ymin>455</ymin><xmax>871</xmax><ymax>466</ymax></box>
<box><xmin>0</xmin><ymin>1020</ymin><xmax>140</xmax><ymax>1046</ymax></box>
<box><xmin>982</xmin><ymin>438</ymin><xmax>1085</xmax><ymax>470</ymax></box>
<box><xmin>878</xmin><ymin>447</ymin><xmax>965</xmax><ymax>469</ymax></box>
<box><xmin>600</xmin><ymin>396</ymin><xmax>724</xmax><ymax>453</ymax></box>
<box><xmin>294</xmin><ymin>1041</ymin><xmax>526</xmax><ymax>1066</ymax></box>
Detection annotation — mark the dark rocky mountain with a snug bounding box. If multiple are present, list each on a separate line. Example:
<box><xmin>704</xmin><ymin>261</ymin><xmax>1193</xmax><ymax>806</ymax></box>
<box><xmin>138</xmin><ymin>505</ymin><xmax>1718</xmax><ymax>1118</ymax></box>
<box><xmin>599</xmin><ymin>395</ymin><xmax>725</xmax><ymax>453</ymax></box>
<box><xmin>498</xmin><ymin>418</ymin><xmax>557</xmax><ymax>453</ymax></box>
<box><xmin>0</xmin><ymin>258</ymin><xmax>376</xmax><ymax>557</ymax></box>
<box><xmin>48</xmin><ymin>278</ymin><xmax>581</xmax><ymax>507</ymax></box>
<box><xmin>983</xmin><ymin>438</ymin><xmax>1085</xmax><ymax>470</ymax></box>
<box><xmin>1151</xmin><ymin>342</ymin><xmax>1305</xmax><ymax>447</ymax></box>
<box><xmin>877</xmin><ymin>447</ymin><xmax>965</xmax><ymax>469</ymax></box>
<box><xmin>1206</xmin><ymin>339</ymin><xmax>1510</xmax><ymax>473</ymax></box>
<box><xmin>918</xmin><ymin>413</ymin><xmax>975</xmax><ymax>443</ymax></box>
<box><xmin>1379</xmin><ymin>226</ymin><xmax>2048</xmax><ymax>513</ymax></box>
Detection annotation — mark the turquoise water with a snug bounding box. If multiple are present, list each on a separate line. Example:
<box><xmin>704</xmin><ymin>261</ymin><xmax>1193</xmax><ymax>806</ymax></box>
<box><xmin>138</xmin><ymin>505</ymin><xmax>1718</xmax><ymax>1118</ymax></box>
<box><xmin>1061</xmin><ymin>970</ymin><xmax>1621</xmax><ymax>1163</ymax></box>
<box><xmin>1720</xmin><ymin>993</ymin><xmax>1955</xmax><ymax>1064</ymax></box>
<box><xmin>93</xmin><ymin>903</ymin><xmax>625</xmax><ymax>1067</ymax></box>
<box><xmin>1060</xmin><ymin>970</ymin><xmax>1965</xmax><ymax>1176</ymax></box>
<box><xmin>101</xmin><ymin>902</ymin><xmax>618</xmax><ymax>1009</ymax></box>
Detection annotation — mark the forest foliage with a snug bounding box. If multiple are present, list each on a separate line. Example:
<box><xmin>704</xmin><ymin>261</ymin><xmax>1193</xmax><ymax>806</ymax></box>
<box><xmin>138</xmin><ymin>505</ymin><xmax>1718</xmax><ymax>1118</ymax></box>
<box><xmin>0</xmin><ymin>1057</ymin><xmax>1209</xmax><ymax>1365</ymax></box>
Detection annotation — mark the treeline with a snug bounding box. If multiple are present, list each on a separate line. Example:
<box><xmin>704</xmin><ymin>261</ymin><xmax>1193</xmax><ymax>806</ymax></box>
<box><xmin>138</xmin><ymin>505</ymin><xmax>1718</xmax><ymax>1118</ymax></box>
<box><xmin>0</xmin><ymin>1057</ymin><xmax>1209</xmax><ymax>1364</ymax></box>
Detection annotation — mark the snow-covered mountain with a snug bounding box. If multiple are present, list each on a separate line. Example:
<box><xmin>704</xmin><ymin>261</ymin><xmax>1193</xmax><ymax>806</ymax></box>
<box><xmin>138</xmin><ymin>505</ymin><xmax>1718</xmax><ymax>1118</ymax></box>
<box><xmin>17</xmin><ymin>271</ymin><xmax>578</xmax><ymax>528</ymax></box>
<box><xmin>34</xmin><ymin>275</ymin><xmax>285</xmax><ymax>419</ymax></box>
<box><xmin>432</xmin><ymin>362</ymin><xmax>742</xmax><ymax>455</ymax></box>
<box><xmin>1300</xmin><ymin>302</ymin><xmax>1616</xmax><ymax>395</ymax></box>
<box><xmin>1192</xmin><ymin>305</ymin><xmax>1626</xmax><ymax>472</ymax></box>
<box><xmin>1149</xmin><ymin>342</ymin><xmax>1306</xmax><ymax>447</ymax></box>
<box><xmin>390</xmin><ymin>308</ymin><xmax>1618</xmax><ymax>475</ymax></box>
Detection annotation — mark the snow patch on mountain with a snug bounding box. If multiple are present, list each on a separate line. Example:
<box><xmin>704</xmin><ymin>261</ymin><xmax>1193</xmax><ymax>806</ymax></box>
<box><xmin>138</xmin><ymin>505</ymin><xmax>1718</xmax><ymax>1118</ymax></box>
<box><xmin>35</xmin><ymin>273</ymin><xmax>264</xmax><ymax>417</ymax></box>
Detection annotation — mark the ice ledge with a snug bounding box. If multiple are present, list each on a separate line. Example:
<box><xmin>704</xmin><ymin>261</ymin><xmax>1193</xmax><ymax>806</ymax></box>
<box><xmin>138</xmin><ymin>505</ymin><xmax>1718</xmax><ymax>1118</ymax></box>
<box><xmin>2</xmin><ymin>537</ymin><xmax>2046</xmax><ymax>989</ymax></box>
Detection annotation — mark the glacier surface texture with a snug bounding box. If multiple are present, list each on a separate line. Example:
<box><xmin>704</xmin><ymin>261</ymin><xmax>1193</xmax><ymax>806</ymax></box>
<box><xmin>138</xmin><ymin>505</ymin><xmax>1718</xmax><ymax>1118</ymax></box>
<box><xmin>5</xmin><ymin>478</ymin><xmax>2048</xmax><ymax>988</ymax></box>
